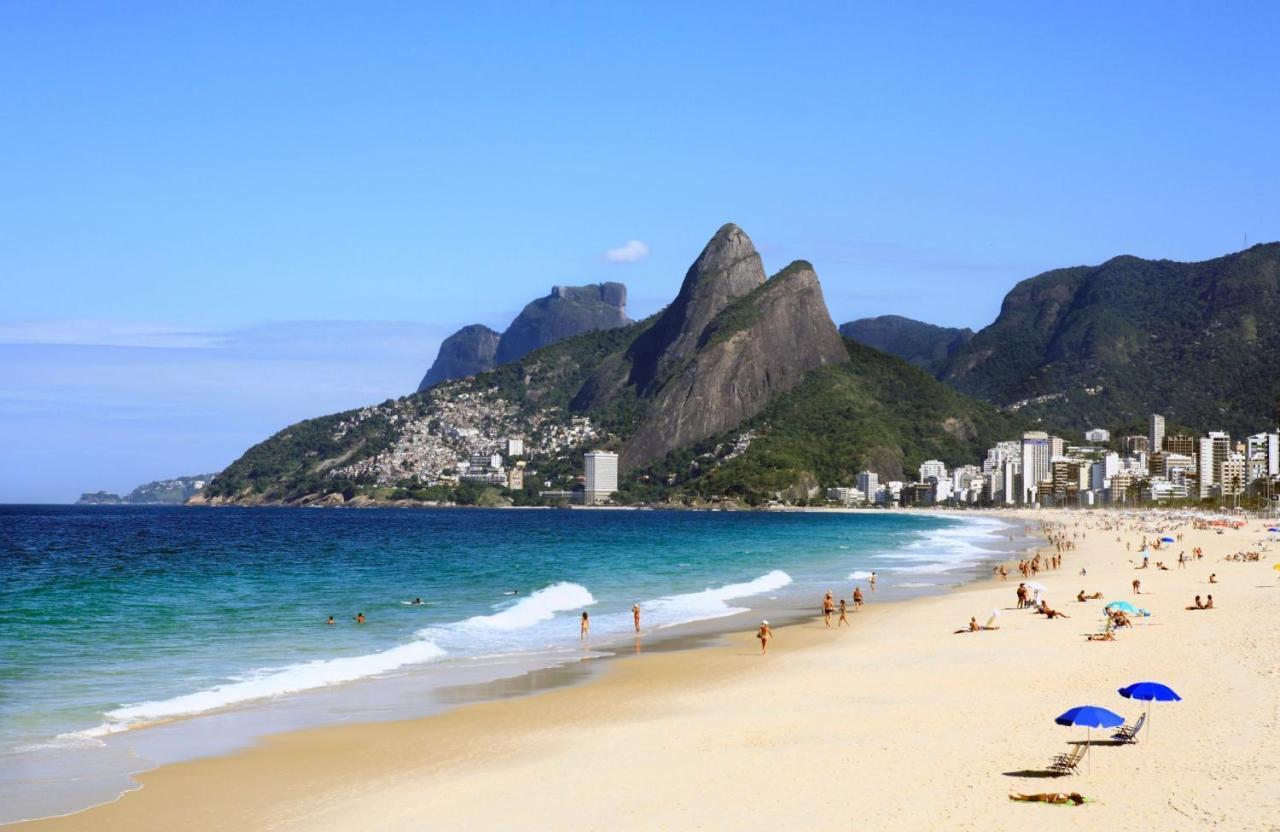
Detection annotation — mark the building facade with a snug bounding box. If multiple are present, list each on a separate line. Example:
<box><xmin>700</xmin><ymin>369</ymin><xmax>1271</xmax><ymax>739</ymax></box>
<box><xmin>583</xmin><ymin>451</ymin><xmax>619</xmax><ymax>505</ymax></box>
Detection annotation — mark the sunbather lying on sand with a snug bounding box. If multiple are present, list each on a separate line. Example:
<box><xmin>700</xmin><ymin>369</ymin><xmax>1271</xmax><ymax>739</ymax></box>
<box><xmin>1076</xmin><ymin>590</ymin><xmax>1103</xmax><ymax>602</ymax></box>
<box><xmin>954</xmin><ymin>616</ymin><xmax>999</xmax><ymax>634</ymax></box>
<box><xmin>1010</xmin><ymin>792</ymin><xmax>1087</xmax><ymax>805</ymax></box>
<box><xmin>1087</xmin><ymin>631</ymin><xmax>1115</xmax><ymax>641</ymax></box>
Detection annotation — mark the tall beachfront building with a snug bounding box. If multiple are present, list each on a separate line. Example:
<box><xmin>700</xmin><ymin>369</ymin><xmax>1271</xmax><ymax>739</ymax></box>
<box><xmin>1020</xmin><ymin>431</ymin><xmax>1050</xmax><ymax>503</ymax></box>
<box><xmin>856</xmin><ymin>471</ymin><xmax>879</xmax><ymax>501</ymax></box>
<box><xmin>1149</xmin><ymin>414</ymin><xmax>1166</xmax><ymax>457</ymax></box>
<box><xmin>918</xmin><ymin>459</ymin><xmax>948</xmax><ymax>482</ymax></box>
<box><xmin>583</xmin><ymin>451</ymin><xmax>618</xmax><ymax>505</ymax></box>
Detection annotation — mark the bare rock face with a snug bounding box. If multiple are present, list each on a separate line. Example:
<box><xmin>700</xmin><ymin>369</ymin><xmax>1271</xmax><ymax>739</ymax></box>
<box><xmin>626</xmin><ymin>223</ymin><xmax>765</xmax><ymax>392</ymax></box>
<box><xmin>621</xmin><ymin>259</ymin><xmax>848</xmax><ymax>471</ymax></box>
<box><xmin>418</xmin><ymin>324</ymin><xmax>501</xmax><ymax>391</ymax></box>
<box><xmin>495</xmin><ymin>282</ymin><xmax>629</xmax><ymax>365</ymax></box>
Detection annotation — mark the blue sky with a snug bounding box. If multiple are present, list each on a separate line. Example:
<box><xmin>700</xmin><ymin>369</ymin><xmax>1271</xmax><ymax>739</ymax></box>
<box><xmin>2</xmin><ymin>2</ymin><xmax>1278</xmax><ymax>501</ymax></box>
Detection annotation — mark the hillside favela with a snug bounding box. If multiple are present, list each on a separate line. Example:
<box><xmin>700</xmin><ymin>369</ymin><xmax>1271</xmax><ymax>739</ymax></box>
<box><xmin>4</xmin><ymin>5</ymin><xmax>1280</xmax><ymax>832</ymax></box>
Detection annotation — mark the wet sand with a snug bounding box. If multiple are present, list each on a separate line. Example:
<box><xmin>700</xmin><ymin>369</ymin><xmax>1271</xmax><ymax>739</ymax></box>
<box><xmin>13</xmin><ymin>509</ymin><xmax>1280</xmax><ymax>831</ymax></box>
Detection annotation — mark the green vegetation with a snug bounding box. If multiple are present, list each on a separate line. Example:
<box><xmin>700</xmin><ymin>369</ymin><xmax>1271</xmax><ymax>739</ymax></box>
<box><xmin>943</xmin><ymin>243</ymin><xmax>1280</xmax><ymax>438</ymax></box>
<box><xmin>628</xmin><ymin>340</ymin><xmax>1023</xmax><ymax>504</ymax></box>
<box><xmin>839</xmin><ymin>315</ymin><xmax>974</xmax><ymax>376</ymax></box>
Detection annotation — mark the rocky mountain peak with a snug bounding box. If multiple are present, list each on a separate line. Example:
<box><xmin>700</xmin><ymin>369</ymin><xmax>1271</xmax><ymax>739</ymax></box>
<box><xmin>418</xmin><ymin>324</ymin><xmax>501</xmax><ymax>390</ymax></box>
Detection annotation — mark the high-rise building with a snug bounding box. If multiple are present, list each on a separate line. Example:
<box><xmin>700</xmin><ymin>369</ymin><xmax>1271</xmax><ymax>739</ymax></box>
<box><xmin>1246</xmin><ymin>433</ymin><xmax>1280</xmax><ymax>479</ymax></box>
<box><xmin>1219</xmin><ymin>452</ymin><xmax>1247</xmax><ymax>499</ymax></box>
<box><xmin>1148</xmin><ymin>414</ymin><xmax>1166</xmax><ymax>457</ymax></box>
<box><xmin>1084</xmin><ymin>428</ymin><xmax>1111</xmax><ymax>443</ymax></box>
<box><xmin>918</xmin><ymin>459</ymin><xmax>948</xmax><ymax>482</ymax></box>
<box><xmin>1198</xmin><ymin>437</ymin><xmax>1216</xmax><ymax>497</ymax></box>
<box><xmin>1020</xmin><ymin>432</ymin><xmax>1050</xmax><ymax>503</ymax></box>
<box><xmin>856</xmin><ymin>471</ymin><xmax>879</xmax><ymax>501</ymax></box>
<box><xmin>1163</xmin><ymin>434</ymin><xmax>1196</xmax><ymax>458</ymax></box>
<box><xmin>1122</xmin><ymin>435</ymin><xmax>1150</xmax><ymax>455</ymax></box>
<box><xmin>506</xmin><ymin>438</ymin><xmax>524</xmax><ymax>458</ymax></box>
<box><xmin>583</xmin><ymin>451</ymin><xmax>619</xmax><ymax>505</ymax></box>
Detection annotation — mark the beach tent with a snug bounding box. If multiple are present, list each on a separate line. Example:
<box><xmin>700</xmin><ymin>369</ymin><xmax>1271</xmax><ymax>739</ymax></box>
<box><xmin>1118</xmin><ymin>681</ymin><xmax>1181</xmax><ymax>741</ymax></box>
<box><xmin>1055</xmin><ymin>705</ymin><xmax>1124</xmax><ymax>773</ymax></box>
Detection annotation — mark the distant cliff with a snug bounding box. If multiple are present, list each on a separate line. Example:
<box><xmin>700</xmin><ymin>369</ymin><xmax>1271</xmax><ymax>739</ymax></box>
<box><xmin>940</xmin><ymin>242</ymin><xmax>1280</xmax><ymax>434</ymax></box>
<box><xmin>207</xmin><ymin>224</ymin><xmax>1009</xmax><ymax>506</ymax></box>
<box><xmin>419</xmin><ymin>325</ymin><xmax>500</xmax><ymax>389</ymax></box>
<box><xmin>78</xmin><ymin>474</ymin><xmax>217</xmax><ymax>505</ymax></box>
<box><xmin>840</xmin><ymin>315</ymin><xmax>973</xmax><ymax>376</ymax></box>
<box><xmin>418</xmin><ymin>283</ymin><xmax>630</xmax><ymax>390</ymax></box>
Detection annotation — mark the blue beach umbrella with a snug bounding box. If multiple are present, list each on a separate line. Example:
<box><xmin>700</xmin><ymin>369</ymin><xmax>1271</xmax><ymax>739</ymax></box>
<box><xmin>1119</xmin><ymin>682</ymin><xmax>1182</xmax><ymax>740</ymax></box>
<box><xmin>1268</xmin><ymin>527</ymin><xmax>1279</xmax><ymax>533</ymax></box>
<box><xmin>1160</xmin><ymin>536</ymin><xmax>1176</xmax><ymax>543</ymax></box>
<box><xmin>1104</xmin><ymin>600</ymin><xmax>1149</xmax><ymax>618</ymax></box>
<box><xmin>1055</xmin><ymin>706</ymin><xmax>1125</xmax><ymax>773</ymax></box>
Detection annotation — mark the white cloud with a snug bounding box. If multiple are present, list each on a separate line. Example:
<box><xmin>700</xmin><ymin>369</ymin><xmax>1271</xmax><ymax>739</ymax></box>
<box><xmin>603</xmin><ymin>239</ymin><xmax>650</xmax><ymax>264</ymax></box>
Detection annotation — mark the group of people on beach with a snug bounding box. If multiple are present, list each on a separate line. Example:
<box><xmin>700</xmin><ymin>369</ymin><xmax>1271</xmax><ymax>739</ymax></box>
<box><xmin>821</xmin><ymin>583</ymin><xmax>868</xmax><ymax>629</ymax></box>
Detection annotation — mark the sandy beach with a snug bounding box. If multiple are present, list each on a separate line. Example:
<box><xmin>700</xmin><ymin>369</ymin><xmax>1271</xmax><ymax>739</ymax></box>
<box><xmin>14</xmin><ymin>509</ymin><xmax>1280</xmax><ymax>832</ymax></box>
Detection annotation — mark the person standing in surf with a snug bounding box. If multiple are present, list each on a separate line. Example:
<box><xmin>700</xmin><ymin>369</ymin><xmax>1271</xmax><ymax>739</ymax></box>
<box><xmin>632</xmin><ymin>603</ymin><xmax>641</xmax><ymax>633</ymax></box>
<box><xmin>869</xmin><ymin>572</ymin><xmax>877</xmax><ymax>592</ymax></box>
<box><xmin>580</xmin><ymin>611</ymin><xmax>590</xmax><ymax>640</ymax></box>
<box><xmin>822</xmin><ymin>591</ymin><xmax>835</xmax><ymax>627</ymax></box>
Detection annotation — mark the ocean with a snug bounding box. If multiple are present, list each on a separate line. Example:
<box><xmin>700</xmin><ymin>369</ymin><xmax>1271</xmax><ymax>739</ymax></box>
<box><xmin>0</xmin><ymin>504</ymin><xmax>1025</xmax><ymax>822</ymax></box>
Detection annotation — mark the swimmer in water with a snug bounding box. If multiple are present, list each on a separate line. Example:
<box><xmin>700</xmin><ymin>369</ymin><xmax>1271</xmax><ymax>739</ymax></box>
<box><xmin>327</xmin><ymin>615</ymin><xmax>335</xmax><ymax>625</ymax></box>
<box><xmin>411</xmin><ymin>597</ymin><xmax>423</xmax><ymax>605</ymax></box>
<box><xmin>355</xmin><ymin>612</ymin><xmax>366</xmax><ymax>624</ymax></box>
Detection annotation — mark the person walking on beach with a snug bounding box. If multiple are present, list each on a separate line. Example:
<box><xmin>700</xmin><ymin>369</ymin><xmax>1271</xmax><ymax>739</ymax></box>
<box><xmin>853</xmin><ymin>586</ymin><xmax>864</xmax><ymax>610</ymax></box>
<box><xmin>756</xmin><ymin>620</ymin><xmax>772</xmax><ymax>654</ymax></box>
<box><xmin>838</xmin><ymin>599</ymin><xmax>850</xmax><ymax>627</ymax></box>
<box><xmin>1131</xmin><ymin>579</ymin><xmax>1141</xmax><ymax>595</ymax></box>
<box><xmin>823</xmin><ymin>591</ymin><xmax>835</xmax><ymax>627</ymax></box>
<box><xmin>580</xmin><ymin>611</ymin><xmax>590</xmax><ymax>640</ymax></box>
<box><xmin>632</xmin><ymin>604</ymin><xmax>641</xmax><ymax>633</ymax></box>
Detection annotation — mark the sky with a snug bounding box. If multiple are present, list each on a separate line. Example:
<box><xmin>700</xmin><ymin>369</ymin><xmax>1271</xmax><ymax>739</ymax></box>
<box><xmin>2</xmin><ymin>2</ymin><xmax>1278</xmax><ymax>502</ymax></box>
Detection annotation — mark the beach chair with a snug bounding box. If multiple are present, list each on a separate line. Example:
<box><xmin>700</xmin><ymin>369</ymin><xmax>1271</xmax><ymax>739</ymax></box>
<box><xmin>1048</xmin><ymin>745</ymin><xmax>1085</xmax><ymax>775</ymax></box>
<box><xmin>1112</xmin><ymin>713</ymin><xmax>1146</xmax><ymax>744</ymax></box>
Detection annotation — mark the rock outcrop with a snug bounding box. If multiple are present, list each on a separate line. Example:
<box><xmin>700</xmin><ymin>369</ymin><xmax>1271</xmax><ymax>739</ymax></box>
<box><xmin>418</xmin><ymin>284</ymin><xmax>630</xmax><ymax>390</ymax></box>
<box><xmin>620</xmin><ymin>253</ymin><xmax>849</xmax><ymax>471</ymax></box>
<box><xmin>418</xmin><ymin>324</ymin><xmax>502</xmax><ymax>390</ymax></box>
<box><xmin>496</xmin><ymin>282</ymin><xmax>629</xmax><ymax>364</ymax></box>
<box><xmin>839</xmin><ymin>315</ymin><xmax>974</xmax><ymax>376</ymax></box>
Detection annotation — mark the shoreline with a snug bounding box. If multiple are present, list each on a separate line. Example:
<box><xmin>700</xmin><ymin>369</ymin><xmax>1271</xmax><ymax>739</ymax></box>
<box><xmin>16</xmin><ymin>509</ymin><xmax>1280</xmax><ymax>830</ymax></box>
<box><xmin>3</xmin><ymin>510</ymin><xmax>1028</xmax><ymax>826</ymax></box>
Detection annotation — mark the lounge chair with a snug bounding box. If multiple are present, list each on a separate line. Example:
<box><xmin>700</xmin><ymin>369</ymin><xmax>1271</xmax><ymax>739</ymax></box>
<box><xmin>1112</xmin><ymin>713</ymin><xmax>1146</xmax><ymax>743</ymax></box>
<box><xmin>1048</xmin><ymin>744</ymin><xmax>1085</xmax><ymax>775</ymax></box>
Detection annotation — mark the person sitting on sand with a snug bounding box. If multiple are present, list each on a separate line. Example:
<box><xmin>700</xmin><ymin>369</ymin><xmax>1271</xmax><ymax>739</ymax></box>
<box><xmin>1186</xmin><ymin>595</ymin><xmax>1204</xmax><ymax>610</ymax></box>
<box><xmin>838</xmin><ymin>598</ymin><xmax>849</xmax><ymax>628</ymax></box>
<box><xmin>1204</xmin><ymin>594</ymin><xmax>1214</xmax><ymax>609</ymax></box>
<box><xmin>1010</xmin><ymin>792</ymin><xmax>1086</xmax><ymax>805</ymax></box>
<box><xmin>756</xmin><ymin>620</ymin><xmax>772</xmax><ymax>654</ymax></box>
<box><xmin>1209</xmin><ymin>573</ymin><xmax>1217</xmax><ymax>584</ymax></box>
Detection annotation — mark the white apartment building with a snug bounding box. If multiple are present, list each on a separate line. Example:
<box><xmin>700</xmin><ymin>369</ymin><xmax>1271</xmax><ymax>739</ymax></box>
<box><xmin>1085</xmin><ymin>428</ymin><xmax>1111</xmax><ymax>443</ymax></box>
<box><xmin>918</xmin><ymin>459</ymin><xmax>948</xmax><ymax>482</ymax></box>
<box><xmin>826</xmin><ymin>487</ymin><xmax>865</xmax><ymax>506</ymax></box>
<box><xmin>856</xmin><ymin>471</ymin><xmax>879</xmax><ymax>501</ymax></box>
<box><xmin>583</xmin><ymin>451</ymin><xmax>619</xmax><ymax>505</ymax></box>
<box><xmin>1021</xmin><ymin>432</ymin><xmax>1051</xmax><ymax>503</ymax></box>
<box><xmin>1246</xmin><ymin>433</ymin><xmax>1280</xmax><ymax>480</ymax></box>
<box><xmin>506</xmin><ymin>438</ymin><xmax>524</xmax><ymax>458</ymax></box>
<box><xmin>1149</xmin><ymin>414</ymin><xmax>1166</xmax><ymax>456</ymax></box>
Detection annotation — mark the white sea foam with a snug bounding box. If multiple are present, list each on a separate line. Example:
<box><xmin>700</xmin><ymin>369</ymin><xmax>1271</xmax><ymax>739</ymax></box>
<box><xmin>442</xmin><ymin>582</ymin><xmax>596</xmax><ymax>633</ymax></box>
<box><xmin>75</xmin><ymin>637</ymin><xmax>449</xmax><ymax>736</ymax></box>
<box><xmin>642</xmin><ymin>569</ymin><xmax>792</xmax><ymax>629</ymax></box>
<box><xmin>848</xmin><ymin>570</ymin><xmax>873</xmax><ymax>580</ymax></box>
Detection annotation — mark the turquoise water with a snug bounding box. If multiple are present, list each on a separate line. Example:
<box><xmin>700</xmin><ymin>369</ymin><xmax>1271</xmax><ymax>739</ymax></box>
<box><xmin>0</xmin><ymin>505</ymin><xmax>1016</xmax><ymax>821</ymax></box>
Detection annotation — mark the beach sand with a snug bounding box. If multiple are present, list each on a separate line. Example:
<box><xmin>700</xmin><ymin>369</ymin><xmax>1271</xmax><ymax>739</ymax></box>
<box><xmin>14</xmin><ymin>509</ymin><xmax>1280</xmax><ymax>831</ymax></box>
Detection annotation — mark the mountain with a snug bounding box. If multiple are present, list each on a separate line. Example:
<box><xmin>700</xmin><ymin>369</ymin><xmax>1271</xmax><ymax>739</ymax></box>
<box><xmin>79</xmin><ymin>474</ymin><xmax>217</xmax><ymax>505</ymax></box>
<box><xmin>495</xmin><ymin>283</ymin><xmax>629</xmax><ymax>365</ymax></box>
<box><xmin>418</xmin><ymin>324</ymin><xmax>501</xmax><ymax>389</ymax></box>
<box><xmin>941</xmin><ymin>243</ymin><xmax>1280</xmax><ymax>435</ymax></box>
<box><xmin>417</xmin><ymin>283</ymin><xmax>630</xmax><ymax>390</ymax></box>
<box><xmin>840</xmin><ymin>315</ymin><xmax>973</xmax><ymax>376</ymax></box>
<box><xmin>204</xmin><ymin>224</ymin><xmax>1012</xmax><ymax>506</ymax></box>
